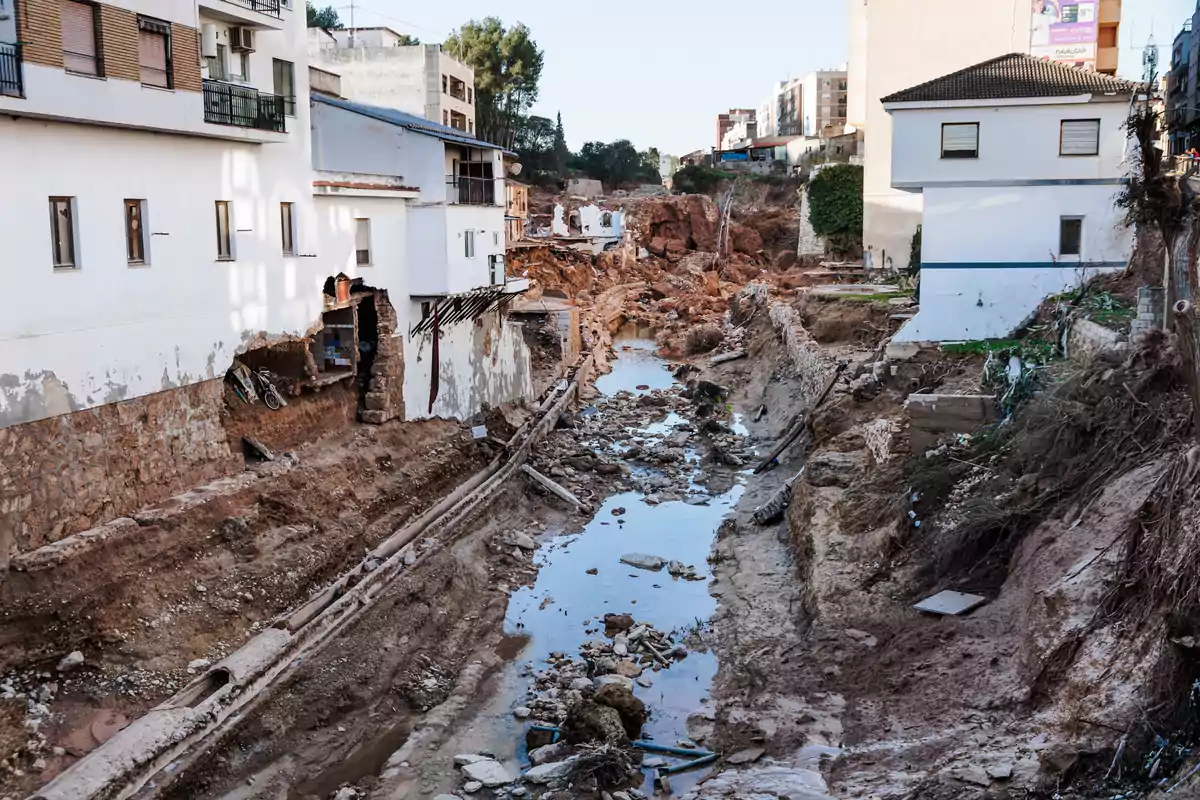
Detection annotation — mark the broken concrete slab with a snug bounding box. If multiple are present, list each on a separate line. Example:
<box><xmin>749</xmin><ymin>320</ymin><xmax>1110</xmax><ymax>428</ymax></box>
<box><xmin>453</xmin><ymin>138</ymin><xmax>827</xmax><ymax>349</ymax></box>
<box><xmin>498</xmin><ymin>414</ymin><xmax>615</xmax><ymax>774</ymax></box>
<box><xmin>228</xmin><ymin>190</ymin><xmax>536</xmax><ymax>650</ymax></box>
<box><xmin>913</xmin><ymin>590</ymin><xmax>988</xmax><ymax>616</ymax></box>
<box><xmin>460</xmin><ymin>759</ymin><xmax>514</xmax><ymax>787</ymax></box>
<box><xmin>727</xmin><ymin>747</ymin><xmax>766</xmax><ymax>765</ymax></box>
<box><xmin>524</xmin><ymin>756</ymin><xmax>579</xmax><ymax>784</ymax></box>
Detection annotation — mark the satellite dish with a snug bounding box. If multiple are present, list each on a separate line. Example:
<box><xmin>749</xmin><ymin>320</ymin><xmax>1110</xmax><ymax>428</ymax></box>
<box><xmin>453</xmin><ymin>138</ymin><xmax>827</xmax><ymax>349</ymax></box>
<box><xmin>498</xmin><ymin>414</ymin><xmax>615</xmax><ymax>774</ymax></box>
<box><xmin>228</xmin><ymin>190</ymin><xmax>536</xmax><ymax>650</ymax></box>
<box><xmin>508</xmin><ymin>162</ymin><xmax>524</xmax><ymax>176</ymax></box>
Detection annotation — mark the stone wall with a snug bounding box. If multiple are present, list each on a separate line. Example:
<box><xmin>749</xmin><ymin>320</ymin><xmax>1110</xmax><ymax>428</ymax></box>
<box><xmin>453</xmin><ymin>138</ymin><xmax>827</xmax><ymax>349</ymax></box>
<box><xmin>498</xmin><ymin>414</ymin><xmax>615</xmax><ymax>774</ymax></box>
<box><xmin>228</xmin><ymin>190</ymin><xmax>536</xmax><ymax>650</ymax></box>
<box><xmin>1</xmin><ymin>380</ymin><xmax>241</xmax><ymax>564</ymax></box>
<box><xmin>362</xmin><ymin>290</ymin><xmax>406</xmax><ymax>425</ymax></box>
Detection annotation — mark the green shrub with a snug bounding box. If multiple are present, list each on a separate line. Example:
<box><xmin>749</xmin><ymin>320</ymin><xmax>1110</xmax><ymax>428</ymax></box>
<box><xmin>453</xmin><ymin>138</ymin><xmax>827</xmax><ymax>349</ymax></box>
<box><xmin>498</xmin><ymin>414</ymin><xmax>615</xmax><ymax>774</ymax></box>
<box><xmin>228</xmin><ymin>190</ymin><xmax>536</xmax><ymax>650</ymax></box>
<box><xmin>807</xmin><ymin>164</ymin><xmax>863</xmax><ymax>242</ymax></box>
<box><xmin>672</xmin><ymin>165</ymin><xmax>732</xmax><ymax>194</ymax></box>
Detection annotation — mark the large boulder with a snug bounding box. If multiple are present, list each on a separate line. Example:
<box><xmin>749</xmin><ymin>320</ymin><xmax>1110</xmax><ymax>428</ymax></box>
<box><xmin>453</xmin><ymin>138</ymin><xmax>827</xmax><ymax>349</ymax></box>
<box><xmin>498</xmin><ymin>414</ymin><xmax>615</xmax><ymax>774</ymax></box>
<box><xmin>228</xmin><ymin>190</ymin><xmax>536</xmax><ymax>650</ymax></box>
<box><xmin>562</xmin><ymin>701</ymin><xmax>628</xmax><ymax>744</ymax></box>
<box><xmin>593</xmin><ymin>684</ymin><xmax>647</xmax><ymax>740</ymax></box>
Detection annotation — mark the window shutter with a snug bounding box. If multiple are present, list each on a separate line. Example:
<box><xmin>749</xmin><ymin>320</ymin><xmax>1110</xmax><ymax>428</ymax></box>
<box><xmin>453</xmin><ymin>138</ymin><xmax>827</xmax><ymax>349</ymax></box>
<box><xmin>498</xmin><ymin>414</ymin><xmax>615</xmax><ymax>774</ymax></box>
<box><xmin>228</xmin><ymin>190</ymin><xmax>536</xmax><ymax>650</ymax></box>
<box><xmin>60</xmin><ymin>0</ymin><xmax>97</xmax><ymax>75</ymax></box>
<box><xmin>1061</xmin><ymin>120</ymin><xmax>1100</xmax><ymax>156</ymax></box>
<box><xmin>139</xmin><ymin>31</ymin><xmax>168</xmax><ymax>87</ymax></box>
<box><xmin>942</xmin><ymin>123</ymin><xmax>978</xmax><ymax>155</ymax></box>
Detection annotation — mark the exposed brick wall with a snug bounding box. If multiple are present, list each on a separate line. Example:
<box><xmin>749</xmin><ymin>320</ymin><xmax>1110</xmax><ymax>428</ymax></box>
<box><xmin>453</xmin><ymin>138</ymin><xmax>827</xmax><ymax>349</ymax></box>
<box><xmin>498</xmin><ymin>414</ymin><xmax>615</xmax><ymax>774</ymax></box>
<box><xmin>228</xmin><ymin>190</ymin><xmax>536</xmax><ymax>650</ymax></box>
<box><xmin>362</xmin><ymin>291</ymin><xmax>405</xmax><ymax>425</ymax></box>
<box><xmin>18</xmin><ymin>0</ymin><xmax>64</xmax><ymax>69</ymax></box>
<box><xmin>171</xmin><ymin>23</ymin><xmax>202</xmax><ymax>92</ymax></box>
<box><xmin>98</xmin><ymin>4</ymin><xmax>139</xmax><ymax>82</ymax></box>
<box><xmin>0</xmin><ymin>379</ymin><xmax>241</xmax><ymax>565</ymax></box>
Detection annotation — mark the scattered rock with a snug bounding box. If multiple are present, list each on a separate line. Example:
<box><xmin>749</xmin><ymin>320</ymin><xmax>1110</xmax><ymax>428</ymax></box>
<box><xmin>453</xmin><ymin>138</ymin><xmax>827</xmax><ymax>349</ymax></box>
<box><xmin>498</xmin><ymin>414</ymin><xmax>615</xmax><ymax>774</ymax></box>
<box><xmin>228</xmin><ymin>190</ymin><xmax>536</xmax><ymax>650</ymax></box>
<box><xmin>727</xmin><ymin>747</ymin><xmax>765</xmax><ymax>765</ymax></box>
<box><xmin>594</xmin><ymin>674</ymin><xmax>636</xmax><ymax>692</ymax></box>
<box><xmin>512</xmin><ymin>532</ymin><xmax>537</xmax><ymax>551</ymax></box>
<box><xmin>619</xmin><ymin>553</ymin><xmax>667</xmax><ymax>571</ymax></box>
<box><xmin>524</xmin><ymin>756</ymin><xmax>580</xmax><ymax>784</ymax></box>
<box><xmin>612</xmin><ymin>507</ymin><xmax>626</xmax><ymax>516</ymax></box>
<box><xmin>987</xmin><ymin>762</ymin><xmax>1014</xmax><ymax>780</ymax></box>
<box><xmin>586</xmin><ymin>568</ymin><xmax>599</xmax><ymax>575</ymax></box>
<box><xmin>56</xmin><ymin>651</ymin><xmax>85</xmax><ymax>672</ymax></box>
<box><xmin>454</xmin><ymin>754</ymin><xmax>490</xmax><ymax>767</ymax></box>
<box><xmin>603</xmin><ymin>613</ymin><xmax>635</xmax><ymax>633</ymax></box>
<box><xmin>513</xmin><ymin>706</ymin><xmax>531</xmax><ymax>719</ymax></box>
<box><xmin>462</xmin><ymin>782</ymin><xmax>483</xmax><ymax>794</ymax></box>
<box><xmin>593</xmin><ymin>683</ymin><xmax>647</xmax><ymax>739</ymax></box>
<box><xmin>186</xmin><ymin>658</ymin><xmax>211</xmax><ymax>673</ymax></box>
<box><xmin>529</xmin><ymin>741</ymin><xmax>569</xmax><ymax>766</ymax></box>
<box><xmin>460</xmin><ymin>759</ymin><xmax>514</xmax><ymax>787</ymax></box>
<box><xmin>563</xmin><ymin>701</ymin><xmax>628</xmax><ymax>744</ymax></box>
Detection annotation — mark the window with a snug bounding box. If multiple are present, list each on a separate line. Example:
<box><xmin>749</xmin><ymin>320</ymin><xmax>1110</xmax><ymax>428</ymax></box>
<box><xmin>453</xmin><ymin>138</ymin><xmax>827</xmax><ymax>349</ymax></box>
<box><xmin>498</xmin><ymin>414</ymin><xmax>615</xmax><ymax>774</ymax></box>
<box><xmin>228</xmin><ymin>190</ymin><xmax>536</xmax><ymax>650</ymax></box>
<box><xmin>493</xmin><ymin>231</ymin><xmax>500</xmax><ymax>246</ymax></box>
<box><xmin>137</xmin><ymin>16</ymin><xmax>171</xmax><ymax>88</ymax></box>
<box><xmin>468</xmin><ymin>119</ymin><xmax>474</xmax><ymax>135</ymax></box>
<box><xmin>207</xmin><ymin>43</ymin><xmax>227</xmax><ymax>80</ymax></box>
<box><xmin>60</xmin><ymin>0</ymin><xmax>101</xmax><ymax>76</ymax></box>
<box><xmin>441</xmin><ymin>74</ymin><xmax>447</xmax><ymax>93</ymax></box>
<box><xmin>125</xmin><ymin>199</ymin><xmax>147</xmax><ymax>264</ymax></box>
<box><xmin>1060</xmin><ymin>119</ymin><xmax>1100</xmax><ymax>156</ymax></box>
<box><xmin>443</xmin><ymin>109</ymin><xmax>449</xmax><ymax>125</ymax></box>
<box><xmin>49</xmin><ymin>197</ymin><xmax>77</xmax><ymax>268</ymax></box>
<box><xmin>941</xmin><ymin>122</ymin><xmax>979</xmax><ymax>159</ymax></box>
<box><xmin>464</xmin><ymin>229</ymin><xmax>475</xmax><ymax>258</ymax></box>
<box><xmin>467</xmin><ymin>87</ymin><xmax>472</xmax><ymax>104</ymax></box>
<box><xmin>273</xmin><ymin>59</ymin><xmax>296</xmax><ymax>115</ymax></box>
<box><xmin>1059</xmin><ymin>217</ymin><xmax>1083</xmax><ymax>257</ymax></box>
<box><xmin>280</xmin><ymin>202</ymin><xmax>295</xmax><ymax>255</ymax></box>
<box><xmin>215</xmin><ymin>200</ymin><xmax>233</xmax><ymax>260</ymax></box>
<box><xmin>355</xmin><ymin>218</ymin><xmax>371</xmax><ymax>265</ymax></box>
<box><xmin>229</xmin><ymin>50</ymin><xmax>249</xmax><ymax>81</ymax></box>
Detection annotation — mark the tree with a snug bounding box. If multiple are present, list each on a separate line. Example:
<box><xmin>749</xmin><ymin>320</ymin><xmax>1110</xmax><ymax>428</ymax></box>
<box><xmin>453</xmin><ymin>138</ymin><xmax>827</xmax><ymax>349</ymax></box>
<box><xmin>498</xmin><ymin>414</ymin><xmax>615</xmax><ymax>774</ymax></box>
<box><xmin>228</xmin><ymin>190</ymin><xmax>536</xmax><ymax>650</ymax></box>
<box><xmin>552</xmin><ymin>112</ymin><xmax>569</xmax><ymax>177</ymax></box>
<box><xmin>396</xmin><ymin>34</ymin><xmax>420</xmax><ymax>45</ymax></box>
<box><xmin>445</xmin><ymin>18</ymin><xmax>544</xmax><ymax>148</ymax></box>
<box><xmin>306</xmin><ymin>1</ymin><xmax>342</xmax><ymax>29</ymax></box>
<box><xmin>570</xmin><ymin>140</ymin><xmax>661</xmax><ymax>188</ymax></box>
<box><xmin>514</xmin><ymin>114</ymin><xmax>556</xmax><ymax>179</ymax></box>
<box><xmin>642</xmin><ymin>146</ymin><xmax>661</xmax><ymax>177</ymax></box>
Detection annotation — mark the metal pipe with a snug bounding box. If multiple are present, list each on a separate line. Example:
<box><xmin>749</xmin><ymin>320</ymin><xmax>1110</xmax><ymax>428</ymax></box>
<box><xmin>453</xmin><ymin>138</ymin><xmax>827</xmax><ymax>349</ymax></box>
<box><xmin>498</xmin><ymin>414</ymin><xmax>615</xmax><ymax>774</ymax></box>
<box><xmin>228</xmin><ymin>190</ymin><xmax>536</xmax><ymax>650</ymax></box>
<box><xmin>632</xmin><ymin>740</ymin><xmax>715</xmax><ymax>758</ymax></box>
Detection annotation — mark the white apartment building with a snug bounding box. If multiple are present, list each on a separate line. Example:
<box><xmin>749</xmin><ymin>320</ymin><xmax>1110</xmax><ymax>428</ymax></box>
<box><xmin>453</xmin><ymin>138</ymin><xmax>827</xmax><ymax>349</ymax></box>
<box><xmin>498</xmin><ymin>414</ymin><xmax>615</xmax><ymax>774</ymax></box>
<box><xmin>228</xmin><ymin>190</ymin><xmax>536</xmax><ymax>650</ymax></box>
<box><xmin>0</xmin><ymin>0</ymin><xmax>530</xmax><ymax>560</ymax></box>
<box><xmin>310</xmin><ymin>93</ymin><xmax>530</xmax><ymax>420</ymax></box>
<box><xmin>308</xmin><ymin>26</ymin><xmax>476</xmax><ymax>134</ymax></box>
<box><xmin>884</xmin><ymin>55</ymin><xmax>1135</xmax><ymax>342</ymax></box>
<box><xmin>801</xmin><ymin>69</ymin><xmax>848</xmax><ymax>137</ymax></box>
<box><xmin>720</xmin><ymin>110</ymin><xmax>756</xmax><ymax>150</ymax></box>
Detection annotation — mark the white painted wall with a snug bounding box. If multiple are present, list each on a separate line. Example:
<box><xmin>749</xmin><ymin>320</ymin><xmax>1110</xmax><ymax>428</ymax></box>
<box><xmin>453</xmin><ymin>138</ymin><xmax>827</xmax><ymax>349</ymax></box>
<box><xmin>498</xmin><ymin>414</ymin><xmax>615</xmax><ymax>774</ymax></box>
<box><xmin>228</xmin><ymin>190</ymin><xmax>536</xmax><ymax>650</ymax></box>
<box><xmin>0</xmin><ymin>1</ymin><xmax>322</xmax><ymax>428</ymax></box>
<box><xmin>893</xmin><ymin>183</ymin><xmax>1131</xmax><ymax>342</ymax></box>
<box><xmin>888</xmin><ymin>99</ymin><xmax>1129</xmax><ymax>188</ymax></box>
<box><xmin>862</xmin><ymin>0</ymin><xmax>1031</xmax><ymax>271</ymax></box>
<box><xmin>402</xmin><ymin>310</ymin><xmax>534</xmax><ymax>421</ymax></box>
<box><xmin>846</xmin><ymin>0</ymin><xmax>869</xmax><ymax>130</ymax></box>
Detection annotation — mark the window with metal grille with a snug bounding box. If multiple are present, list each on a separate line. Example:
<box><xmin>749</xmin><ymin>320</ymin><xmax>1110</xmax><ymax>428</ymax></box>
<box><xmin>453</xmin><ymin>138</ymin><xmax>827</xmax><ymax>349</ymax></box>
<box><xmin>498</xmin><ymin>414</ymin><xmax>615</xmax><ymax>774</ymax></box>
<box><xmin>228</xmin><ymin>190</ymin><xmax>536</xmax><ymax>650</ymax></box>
<box><xmin>273</xmin><ymin>59</ymin><xmax>295</xmax><ymax>115</ymax></box>
<box><xmin>1060</xmin><ymin>217</ymin><xmax>1083</xmax><ymax>257</ymax></box>
<box><xmin>355</xmin><ymin>218</ymin><xmax>371</xmax><ymax>265</ymax></box>
<box><xmin>125</xmin><ymin>199</ymin><xmax>147</xmax><ymax>264</ymax></box>
<box><xmin>137</xmin><ymin>17</ymin><xmax>172</xmax><ymax>88</ymax></box>
<box><xmin>215</xmin><ymin>201</ymin><xmax>233</xmax><ymax>260</ymax></box>
<box><xmin>280</xmin><ymin>202</ymin><xmax>295</xmax><ymax>255</ymax></box>
<box><xmin>941</xmin><ymin>122</ymin><xmax>979</xmax><ymax>159</ymax></box>
<box><xmin>1060</xmin><ymin>119</ymin><xmax>1100</xmax><ymax>156</ymax></box>
<box><xmin>60</xmin><ymin>0</ymin><xmax>101</xmax><ymax>76</ymax></box>
<box><xmin>49</xmin><ymin>197</ymin><xmax>76</xmax><ymax>268</ymax></box>
<box><xmin>464</xmin><ymin>229</ymin><xmax>475</xmax><ymax>258</ymax></box>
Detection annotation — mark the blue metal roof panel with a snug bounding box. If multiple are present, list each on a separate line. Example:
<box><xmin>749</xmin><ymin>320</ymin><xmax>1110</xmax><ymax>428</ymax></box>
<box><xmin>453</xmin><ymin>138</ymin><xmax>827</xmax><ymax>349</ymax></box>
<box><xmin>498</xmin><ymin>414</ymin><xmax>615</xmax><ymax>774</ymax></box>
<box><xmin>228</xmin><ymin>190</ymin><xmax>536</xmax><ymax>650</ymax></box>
<box><xmin>312</xmin><ymin>93</ymin><xmax>512</xmax><ymax>153</ymax></box>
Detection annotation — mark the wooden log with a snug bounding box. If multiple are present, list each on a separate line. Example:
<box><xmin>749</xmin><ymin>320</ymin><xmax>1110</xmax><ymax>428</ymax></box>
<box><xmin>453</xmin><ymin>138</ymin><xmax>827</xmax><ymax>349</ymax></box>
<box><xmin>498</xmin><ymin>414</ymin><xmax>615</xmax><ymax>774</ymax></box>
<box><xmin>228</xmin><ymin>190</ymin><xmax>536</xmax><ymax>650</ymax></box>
<box><xmin>521</xmin><ymin>464</ymin><xmax>590</xmax><ymax>512</ymax></box>
<box><xmin>753</xmin><ymin>362</ymin><xmax>845</xmax><ymax>474</ymax></box>
<box><xmin>709</xmin><ymin>350</ymin><xmax>747</xmax><ymax>366</ymax></box>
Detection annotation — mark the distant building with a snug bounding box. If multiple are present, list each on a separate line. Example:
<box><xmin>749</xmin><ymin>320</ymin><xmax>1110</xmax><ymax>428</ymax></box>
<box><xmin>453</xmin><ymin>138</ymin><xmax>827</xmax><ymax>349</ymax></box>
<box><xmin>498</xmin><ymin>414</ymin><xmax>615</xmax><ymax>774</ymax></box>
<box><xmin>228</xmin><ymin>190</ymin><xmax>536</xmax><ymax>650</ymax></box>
<box><xmin>308</xmin><ymin>26</ymin><xmax>476</xmax><ymax>134</ymax></box>
<box><xmin>1168</xmin><ymin>19</ymin><xmax>1195</xmax><ymax>154</ymax></box>
<box><xmin>801</xmin><ymin>70</ymin><xmax>848</xmax><ymax>136</ymax></box>
<box><xmin>720</xmin><ymin>112</ymin><xmax>757</xmax><ymax>150</ymax></box>
<box><xmin>716</xmin><ymin>108</ymin><xmax>756</xmax><ymax>150</ymax></box>
<box><xmin>884</xmin><ymin>55</ymin><xmax>1135</xmax><ymax>342</ymax></box>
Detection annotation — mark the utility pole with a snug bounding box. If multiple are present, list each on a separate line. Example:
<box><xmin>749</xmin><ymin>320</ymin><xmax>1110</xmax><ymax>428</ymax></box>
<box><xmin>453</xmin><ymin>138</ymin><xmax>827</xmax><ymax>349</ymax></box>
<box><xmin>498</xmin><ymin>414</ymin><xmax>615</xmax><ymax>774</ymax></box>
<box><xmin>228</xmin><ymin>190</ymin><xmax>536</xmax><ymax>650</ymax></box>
<box><xmin>348</xmin><ymin>0</ymin><xmax>355</xmax><ymax>46</ymax></box>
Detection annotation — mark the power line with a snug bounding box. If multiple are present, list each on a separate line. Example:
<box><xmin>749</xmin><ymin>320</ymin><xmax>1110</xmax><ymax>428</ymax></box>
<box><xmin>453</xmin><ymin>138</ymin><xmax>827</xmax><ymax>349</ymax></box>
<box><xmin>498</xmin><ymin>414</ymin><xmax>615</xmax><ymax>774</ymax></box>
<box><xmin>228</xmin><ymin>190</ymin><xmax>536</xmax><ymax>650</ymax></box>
<box><xmin>332</xmin><ymin>1</ymin><xmax>446</xmax><ymax>38</ymax></box>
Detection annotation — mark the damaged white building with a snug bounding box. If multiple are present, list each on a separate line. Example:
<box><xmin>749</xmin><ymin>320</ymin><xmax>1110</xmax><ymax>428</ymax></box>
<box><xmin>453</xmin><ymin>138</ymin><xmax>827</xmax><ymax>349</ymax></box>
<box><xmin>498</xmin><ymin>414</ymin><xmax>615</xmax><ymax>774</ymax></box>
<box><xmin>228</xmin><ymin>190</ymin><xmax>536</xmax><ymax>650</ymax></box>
<box><xmin>0</xmin><ymin>0</ymin><xmax>532</xmax><ymax>560</ymax></box>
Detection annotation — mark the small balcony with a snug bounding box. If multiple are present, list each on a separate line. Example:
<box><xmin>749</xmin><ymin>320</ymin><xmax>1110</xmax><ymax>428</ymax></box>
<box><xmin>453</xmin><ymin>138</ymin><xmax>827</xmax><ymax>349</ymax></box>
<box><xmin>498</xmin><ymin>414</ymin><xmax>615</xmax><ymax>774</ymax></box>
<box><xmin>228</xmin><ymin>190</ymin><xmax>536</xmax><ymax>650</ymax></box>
<box><xmin>203</xmin><ymin>80</ymin><xmax>286</xmax><ymax>132</ymax></box>
<box><xmin>198</xmin><ymin>0</ymin><xmax>285</xmax><ymax>30</ymax></box>
<box><xmin>0</xmin><ymin>42</ymin><xmax>22</xmax><ymax>97</ymax></box>
<box><xmin>446</xmin><ymin>174</ymin><xmax>496</xmax><ymax>205</ymax></box>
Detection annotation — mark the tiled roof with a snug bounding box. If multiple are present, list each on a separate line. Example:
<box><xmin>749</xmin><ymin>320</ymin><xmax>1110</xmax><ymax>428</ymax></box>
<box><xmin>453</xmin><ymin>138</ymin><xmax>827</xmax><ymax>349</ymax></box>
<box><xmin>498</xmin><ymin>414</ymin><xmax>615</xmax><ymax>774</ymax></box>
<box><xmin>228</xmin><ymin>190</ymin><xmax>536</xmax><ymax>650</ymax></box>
<box><xmin>881</xmin><ymin>53</ymin><xmax>1139</xmax><ymax>104</ymax></box>
<box><xmin>312</xmin><ymin>93</ymin><xmax>512</xmax><ymax>153</ymax></box>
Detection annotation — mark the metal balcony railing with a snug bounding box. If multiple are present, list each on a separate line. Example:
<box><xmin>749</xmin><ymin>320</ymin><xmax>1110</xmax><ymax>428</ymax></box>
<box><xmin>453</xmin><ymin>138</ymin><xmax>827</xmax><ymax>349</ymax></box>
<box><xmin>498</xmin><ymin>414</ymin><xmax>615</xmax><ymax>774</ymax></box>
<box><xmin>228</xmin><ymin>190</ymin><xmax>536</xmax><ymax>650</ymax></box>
<box><xmin>446</xmin><ymin>174</ymin><xmax>496</xmax><ymax>205</ymax></box>
<box><xmin>0</xmin><ymin>42</ymin><xmax>22</xmax><ymax>97</ymax></box>
<box><xmin>221</xmin><ymin>0</ymin><xmax>281</xmax><ymax>17</ymax></box>
<box><xmin>203</xmin><ymin>80</ymin><xmax>287</xmax><ymax>132</ymax></box>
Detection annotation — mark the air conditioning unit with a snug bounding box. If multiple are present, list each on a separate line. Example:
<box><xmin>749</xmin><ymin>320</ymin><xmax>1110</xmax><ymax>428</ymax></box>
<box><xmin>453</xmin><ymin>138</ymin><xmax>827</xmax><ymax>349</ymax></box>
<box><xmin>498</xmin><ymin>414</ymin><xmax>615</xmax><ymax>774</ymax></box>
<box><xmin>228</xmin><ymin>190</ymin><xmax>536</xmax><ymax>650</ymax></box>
<box><xmin>231</xmin><ymin>27</ymin><xmax>255</xmax><ymax>53</ymax></box>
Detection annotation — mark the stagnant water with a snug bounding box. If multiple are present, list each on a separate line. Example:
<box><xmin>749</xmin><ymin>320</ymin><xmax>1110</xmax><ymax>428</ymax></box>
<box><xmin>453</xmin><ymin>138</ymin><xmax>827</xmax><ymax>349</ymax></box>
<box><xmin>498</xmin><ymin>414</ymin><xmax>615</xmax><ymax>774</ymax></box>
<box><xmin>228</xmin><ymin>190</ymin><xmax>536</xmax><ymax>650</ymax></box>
<box><xmin>457</xmin><ymin>339</ymin><xmax>748</xmax><ymax>794</ymax></box>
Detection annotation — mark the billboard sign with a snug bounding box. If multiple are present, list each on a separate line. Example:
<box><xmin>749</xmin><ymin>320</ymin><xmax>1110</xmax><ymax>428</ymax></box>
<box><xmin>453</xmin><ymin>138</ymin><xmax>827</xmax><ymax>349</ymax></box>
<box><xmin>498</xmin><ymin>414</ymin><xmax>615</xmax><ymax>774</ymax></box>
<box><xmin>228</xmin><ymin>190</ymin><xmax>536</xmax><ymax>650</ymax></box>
<box><xmin>1031</xmin><ymin>0</ymin><xmax>1098</xmax><ymax>50</ymax></box>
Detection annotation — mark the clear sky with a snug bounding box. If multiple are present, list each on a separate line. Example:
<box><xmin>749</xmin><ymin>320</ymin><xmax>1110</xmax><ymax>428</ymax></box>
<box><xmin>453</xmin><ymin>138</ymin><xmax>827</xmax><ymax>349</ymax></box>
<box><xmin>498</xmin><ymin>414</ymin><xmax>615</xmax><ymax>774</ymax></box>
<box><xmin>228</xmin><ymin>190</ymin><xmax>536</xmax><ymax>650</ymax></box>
<box><xmin>337</xmin><ymin>0</ymin><xmax>1192</xmax><ymax>156</ymax></box>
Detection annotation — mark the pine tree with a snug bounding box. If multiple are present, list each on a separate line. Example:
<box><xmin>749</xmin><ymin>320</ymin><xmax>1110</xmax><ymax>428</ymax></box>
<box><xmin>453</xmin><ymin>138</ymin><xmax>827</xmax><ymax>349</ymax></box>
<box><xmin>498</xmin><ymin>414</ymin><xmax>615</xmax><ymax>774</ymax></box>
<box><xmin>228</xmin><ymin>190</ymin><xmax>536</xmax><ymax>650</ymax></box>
<box><xmin>553</xmin><ymin>112</ymin><xmax>569</xmax><ymax>177</ymax></box>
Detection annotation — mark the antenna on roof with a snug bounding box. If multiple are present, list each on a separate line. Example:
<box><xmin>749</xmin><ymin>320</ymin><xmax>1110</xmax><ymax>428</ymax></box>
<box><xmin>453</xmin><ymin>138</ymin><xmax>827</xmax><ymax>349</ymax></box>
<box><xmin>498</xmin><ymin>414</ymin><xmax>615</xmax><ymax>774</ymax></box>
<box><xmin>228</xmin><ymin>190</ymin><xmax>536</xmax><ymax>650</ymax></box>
<box><xmin>1143</xmin><ymin>33</ymin><xmax>1158</xmax><ymax>84</ymax></box>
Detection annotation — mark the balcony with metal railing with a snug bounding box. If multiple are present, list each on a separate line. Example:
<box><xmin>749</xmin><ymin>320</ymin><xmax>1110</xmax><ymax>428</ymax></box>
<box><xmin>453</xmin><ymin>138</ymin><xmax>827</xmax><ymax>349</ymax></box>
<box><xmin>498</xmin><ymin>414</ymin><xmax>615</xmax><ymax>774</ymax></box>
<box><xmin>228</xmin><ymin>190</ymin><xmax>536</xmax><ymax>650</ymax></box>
<box><xmin>0</xmin><ymin>42</ymin><xmax>22</xmax><ymax>97</ymax></box>
<box><xmin>445</xmin><ymin>174</ymin><xmax>496</xmax><ymax>205</ymax></box>
<box><xmin>203</xmin><ymin>80</ymin><xmax>287</xmax><ymax>132</ymax></box>
<box><xmin>197</xmin><ymin>0</ymin><xmax>285</xmax><ymax>29</ymax></box>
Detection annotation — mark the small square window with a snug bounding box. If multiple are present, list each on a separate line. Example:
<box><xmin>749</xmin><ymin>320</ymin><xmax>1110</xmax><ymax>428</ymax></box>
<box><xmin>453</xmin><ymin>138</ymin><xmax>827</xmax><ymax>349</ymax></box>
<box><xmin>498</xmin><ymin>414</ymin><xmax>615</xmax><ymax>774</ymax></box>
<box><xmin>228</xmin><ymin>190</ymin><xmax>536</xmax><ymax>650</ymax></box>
<box><xmin>1060</xmin><ymin>119</ymin><xmax>1100</xmax><ymax>156</ymax></box>
<box><xmin>941</xmin><ymin>122</ymin><xmax>979</xmax><ymax>159</ymax></box>
<box><xmin>125</xmin><ymin>199</ymin><xmax>148</xmax><ymax>264</ymax></box>
<box><xmin>215</xmin><ymin>200</ymin><xmax>233</xmax><ymax>260</ymax></box>
<box><xmin>49</xmin><ymin>196</ymin><xmax>77</xmax><ymax>269</ymax></box>
<box><xmin>1060</xmin><ymin>217</ymin><xmax>1083</xmax><ymax>257</ymax></box>
<box><xmin>355</xmin><ymin>218</ymin><xmax>371</xmax><ymax>265</ymax></box>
